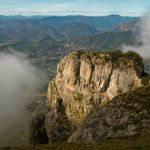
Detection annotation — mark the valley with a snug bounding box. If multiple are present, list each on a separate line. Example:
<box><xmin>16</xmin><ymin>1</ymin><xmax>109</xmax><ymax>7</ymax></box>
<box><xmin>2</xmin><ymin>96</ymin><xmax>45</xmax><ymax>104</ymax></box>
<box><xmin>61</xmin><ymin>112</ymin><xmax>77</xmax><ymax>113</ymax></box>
<box><xmin>0</xmin><ymin>15</ymin><xmax>141</xmax><ymax>79</ymax></box>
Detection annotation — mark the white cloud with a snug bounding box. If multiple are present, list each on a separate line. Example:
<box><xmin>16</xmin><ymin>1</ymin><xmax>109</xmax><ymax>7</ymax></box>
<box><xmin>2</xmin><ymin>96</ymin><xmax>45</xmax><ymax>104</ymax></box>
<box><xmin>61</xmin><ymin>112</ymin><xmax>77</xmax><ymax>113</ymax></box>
<box><xmin>122</xmin><ymin>13</ymin><xmax>150</xmax><ymax>59</ymax></box>
<box><xmin>0</xmin><ymin>0</ymin><xmax>148</xmax><ymax>16</ymax></box>
<box><xmin>0</xmin><ymin>51</ymin><xmax>48</xmax><ymax>145</ymax></box>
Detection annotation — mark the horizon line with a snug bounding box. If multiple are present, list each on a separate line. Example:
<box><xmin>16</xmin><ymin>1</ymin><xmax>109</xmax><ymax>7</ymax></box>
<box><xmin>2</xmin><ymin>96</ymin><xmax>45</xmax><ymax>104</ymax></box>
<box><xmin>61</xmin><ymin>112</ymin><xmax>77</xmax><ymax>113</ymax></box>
<box><xmin>0</xmin><ymin>14</ymin><xmax>140</xmax><ymax>17</ymax></box>
<box><xmin>0</xmin><ymin>10</ymin><xmax>144</xmax><ymax>17</ymax></box>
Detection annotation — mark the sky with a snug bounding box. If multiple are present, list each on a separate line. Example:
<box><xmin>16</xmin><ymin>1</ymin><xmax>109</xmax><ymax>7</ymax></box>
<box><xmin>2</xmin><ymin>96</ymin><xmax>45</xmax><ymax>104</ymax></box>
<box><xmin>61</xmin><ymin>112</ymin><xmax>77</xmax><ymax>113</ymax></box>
<box><xmin>0</xmin><ymin>0</ymin><xmax>149</xmax><ymax>16</ymax></box>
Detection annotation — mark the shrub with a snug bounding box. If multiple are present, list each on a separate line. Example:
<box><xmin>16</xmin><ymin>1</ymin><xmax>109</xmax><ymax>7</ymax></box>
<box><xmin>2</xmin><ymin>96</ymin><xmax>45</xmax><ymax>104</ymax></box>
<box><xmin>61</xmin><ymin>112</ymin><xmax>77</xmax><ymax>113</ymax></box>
<box><xmin>125</xmin><ymin>51</ymin><xmax>144</xmax><ymax>68</ymax></box>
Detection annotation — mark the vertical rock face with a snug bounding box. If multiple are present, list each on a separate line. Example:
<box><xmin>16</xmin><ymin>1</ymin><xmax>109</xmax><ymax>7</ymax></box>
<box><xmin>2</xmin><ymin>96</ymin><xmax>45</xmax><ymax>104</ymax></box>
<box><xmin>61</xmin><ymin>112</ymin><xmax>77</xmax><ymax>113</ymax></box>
<box><xmin>45</xmin><ymin>51</ymin><xmax>147</xmax><ymax>143</ymax></box>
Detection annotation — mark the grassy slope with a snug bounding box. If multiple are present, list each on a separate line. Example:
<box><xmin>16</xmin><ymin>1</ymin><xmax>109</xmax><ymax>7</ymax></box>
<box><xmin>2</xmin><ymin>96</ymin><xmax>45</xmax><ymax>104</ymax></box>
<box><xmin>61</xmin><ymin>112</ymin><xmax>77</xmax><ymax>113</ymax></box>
<box><xmin>0</xmin><ymin>135</ymin><xmax>150</xmax><ymax>150</ymax></box>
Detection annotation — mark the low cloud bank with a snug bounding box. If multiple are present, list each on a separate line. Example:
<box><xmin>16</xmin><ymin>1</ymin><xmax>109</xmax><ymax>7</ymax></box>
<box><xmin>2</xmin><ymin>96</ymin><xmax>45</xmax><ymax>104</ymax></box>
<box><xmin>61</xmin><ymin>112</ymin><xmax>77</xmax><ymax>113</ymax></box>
<box><xmin>0</xmin><ymin>52</ymin><xmax>48</xmax><ymax>145</ymax></box>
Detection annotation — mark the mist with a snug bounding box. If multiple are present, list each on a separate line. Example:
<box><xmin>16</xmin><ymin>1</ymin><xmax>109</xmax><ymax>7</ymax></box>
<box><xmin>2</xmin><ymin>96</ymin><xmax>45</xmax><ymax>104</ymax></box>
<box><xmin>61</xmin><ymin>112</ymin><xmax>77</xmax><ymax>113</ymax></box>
<box><xmin>0</xmin><ymin>52</ymin><xmax>48</xmax><ymax>145</ymax></box>
<box><xmin>122</xmin><ymin>13</ymin><xmax>150</xmax><ymax>59</ymax></box>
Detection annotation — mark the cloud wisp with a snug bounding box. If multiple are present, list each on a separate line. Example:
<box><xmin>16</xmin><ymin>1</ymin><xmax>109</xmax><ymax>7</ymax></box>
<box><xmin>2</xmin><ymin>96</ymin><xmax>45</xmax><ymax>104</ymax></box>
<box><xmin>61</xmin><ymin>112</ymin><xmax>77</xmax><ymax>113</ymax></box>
<box><xmin>0</xmin><ymin>52</ymin><xmax>48</xmax><ymax>145</ymax></box>
<box><xmin>122</xmin><ymin>13</ymin><xmax>150</xmax><ymax>59</ymax></box>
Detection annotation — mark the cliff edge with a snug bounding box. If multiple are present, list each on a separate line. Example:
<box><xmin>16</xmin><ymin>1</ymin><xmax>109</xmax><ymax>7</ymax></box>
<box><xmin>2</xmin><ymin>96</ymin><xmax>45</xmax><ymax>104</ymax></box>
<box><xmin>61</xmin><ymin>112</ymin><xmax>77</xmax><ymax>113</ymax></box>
<box><xmin>45</xmin><ymin>50</ymin><xmax>150</xmax><ymax>143</ymax></box>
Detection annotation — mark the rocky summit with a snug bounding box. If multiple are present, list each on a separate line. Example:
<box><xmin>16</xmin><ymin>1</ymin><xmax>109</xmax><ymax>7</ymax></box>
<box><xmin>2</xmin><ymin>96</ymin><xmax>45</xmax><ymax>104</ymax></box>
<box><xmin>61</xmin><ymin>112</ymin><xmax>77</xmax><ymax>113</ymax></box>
<box><xmin>45</xmin><ymin>50</ymin><xmax>150</xmax><ymax>144</ymax></box>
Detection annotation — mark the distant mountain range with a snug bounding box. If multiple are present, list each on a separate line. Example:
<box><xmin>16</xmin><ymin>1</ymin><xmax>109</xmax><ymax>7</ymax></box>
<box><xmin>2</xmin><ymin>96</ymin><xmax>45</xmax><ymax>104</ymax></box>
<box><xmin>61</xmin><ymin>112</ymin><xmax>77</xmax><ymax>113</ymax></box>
<box><xmin>70</xmin><ymin>31</ymin><xmax>136</xmax><ymax>50</ymax></box>
<box><xmin>0</xmin><ymin>15</ymin><xmax>140</xmax><ymax>77</ymax></box>
<box><xmin>0</xmin><ymin>15</ymin><xmax>139</xmax><ymax>42</ymax></box>
<box><xmin>57</xmin><ymin>22</ymin><xmax>99</xmax><ymax>40</ymax></box>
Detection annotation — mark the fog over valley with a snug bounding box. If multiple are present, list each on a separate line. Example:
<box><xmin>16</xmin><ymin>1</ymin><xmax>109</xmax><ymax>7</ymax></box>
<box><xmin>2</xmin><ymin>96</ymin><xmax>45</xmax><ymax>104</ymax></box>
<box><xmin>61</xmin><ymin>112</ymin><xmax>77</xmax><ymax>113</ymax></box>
<box><xmin>0</xmin><ymin>52</ymin><xmax>48</xmax><ymax>145</ymax></box>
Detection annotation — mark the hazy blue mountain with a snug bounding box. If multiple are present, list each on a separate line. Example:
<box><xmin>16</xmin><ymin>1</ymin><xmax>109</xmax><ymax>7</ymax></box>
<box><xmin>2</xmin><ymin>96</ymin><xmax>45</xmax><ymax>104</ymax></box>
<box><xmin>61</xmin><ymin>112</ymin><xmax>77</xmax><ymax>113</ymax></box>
<box><xmin>0</xmin><ymin>15</ymin><xmax>139</xmax><ymax>43</ymax></box>
<box><xmin>113</xmin><ymin>20</ymin><xmax>139</xmax><ymax>32</ymax></box>
<box><xmin>37</xmin><ymin>15</ymin><xmax>139</xmax><ymax>31</ymax></box>
<box><xmin>0</xmin><ymin>21</ymin><xmax>64</xmax><ymax>42</ymax></box>
<box><xmin>58</xmin><ymin>22</ymin><xmax>99</xmax><ymax>40</ymax></box>
<box><xmin>71</xmin><ymin>31</ymin><xmax>135</xmax><ymax>50</ymax></box>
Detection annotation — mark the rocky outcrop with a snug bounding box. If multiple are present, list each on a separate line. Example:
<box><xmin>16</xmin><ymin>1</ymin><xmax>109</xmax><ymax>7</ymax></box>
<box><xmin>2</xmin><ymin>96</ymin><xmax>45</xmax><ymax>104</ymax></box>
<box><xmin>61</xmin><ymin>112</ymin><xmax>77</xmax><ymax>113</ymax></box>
<box><xmin>69</xmin><ymin>86</ymin><xmax>150</xmax><ymax>143</ymax></box>
<box><xmin>45</xmin><ymin>50</ymin><xmax>149</xmax><ymax>143</ymax></box>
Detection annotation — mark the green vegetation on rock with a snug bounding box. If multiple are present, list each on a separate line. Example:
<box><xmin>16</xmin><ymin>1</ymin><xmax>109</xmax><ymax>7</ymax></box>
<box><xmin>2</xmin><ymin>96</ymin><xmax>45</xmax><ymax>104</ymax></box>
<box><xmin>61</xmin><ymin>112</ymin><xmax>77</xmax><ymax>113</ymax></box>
<box><xmin>74</xmin><ymin>50</ymin><xmax>144</xmax><ymax>69</ymax></box>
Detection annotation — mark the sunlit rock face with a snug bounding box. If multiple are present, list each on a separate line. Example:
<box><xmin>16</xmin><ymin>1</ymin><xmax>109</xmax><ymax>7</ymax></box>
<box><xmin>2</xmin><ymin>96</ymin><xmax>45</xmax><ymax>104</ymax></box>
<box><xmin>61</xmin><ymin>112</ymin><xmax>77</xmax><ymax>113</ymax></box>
<box><xmin>45</xmin><ymin>51</ymin><xmax>148</xmax><ymax>144</ymax></box>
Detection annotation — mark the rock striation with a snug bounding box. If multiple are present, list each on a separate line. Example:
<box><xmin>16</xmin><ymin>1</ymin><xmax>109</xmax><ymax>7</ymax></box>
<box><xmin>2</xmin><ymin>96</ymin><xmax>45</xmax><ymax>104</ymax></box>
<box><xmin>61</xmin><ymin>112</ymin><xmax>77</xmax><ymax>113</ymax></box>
<box><xmin>45</xmin><ymin>50</ymin><xmax>150</xmax><ymax>143</ymax></box>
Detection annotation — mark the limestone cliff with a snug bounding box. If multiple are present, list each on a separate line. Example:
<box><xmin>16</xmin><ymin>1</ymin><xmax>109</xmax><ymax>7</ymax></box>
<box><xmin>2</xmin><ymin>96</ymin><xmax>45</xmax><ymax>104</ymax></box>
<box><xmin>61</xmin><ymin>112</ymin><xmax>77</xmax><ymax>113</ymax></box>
<box><xmin>45</xmin><ymin>50</ymin><xmax>149</xmax><ymax>143</ymax></box>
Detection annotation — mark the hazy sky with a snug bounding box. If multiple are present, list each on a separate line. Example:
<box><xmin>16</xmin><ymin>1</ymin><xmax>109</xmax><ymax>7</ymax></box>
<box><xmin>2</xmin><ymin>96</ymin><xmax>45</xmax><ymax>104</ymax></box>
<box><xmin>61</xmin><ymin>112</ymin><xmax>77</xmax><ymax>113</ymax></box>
<box><xmin>0</xmin><ymin>0</ymin><xmax>149</xmax><ymax>16</ymax></box>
